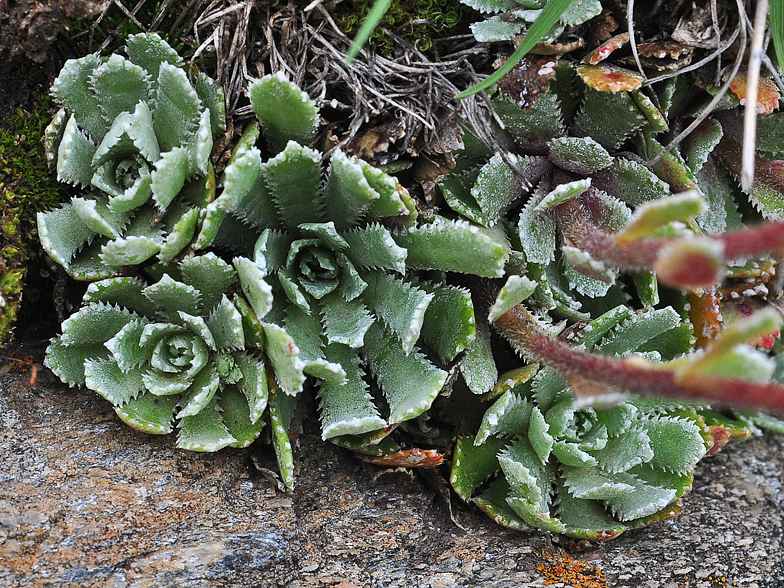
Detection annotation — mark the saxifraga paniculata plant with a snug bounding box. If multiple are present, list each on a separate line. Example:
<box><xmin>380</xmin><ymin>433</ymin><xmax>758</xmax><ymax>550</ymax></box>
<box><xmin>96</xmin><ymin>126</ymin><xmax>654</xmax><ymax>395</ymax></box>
<box><xmin>37</xmin><ymin>33</ymin><xmax>225</xmax><ymax>280</ymax></box>
<box><xmin>195</xmin><ymin>72</ymin><xmax>513</xmax><ymax>467</ymax></box>
<box><xmin>427</xmin><ymin>37</ymin><xmax>784</xmax><ymax>536</ymax></box>
<box><xmin>44</xmin><ymin>253</ymin><xmax>274</xmax><ymax>453</ymax></box>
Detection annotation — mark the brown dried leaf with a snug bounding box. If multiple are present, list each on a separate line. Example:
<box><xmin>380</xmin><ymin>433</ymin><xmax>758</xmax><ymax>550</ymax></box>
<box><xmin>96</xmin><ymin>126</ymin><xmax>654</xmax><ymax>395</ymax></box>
<box><xmin>688</xmin><ymin>290</ymin><xmax>723</xmax><ymax>348</ymax></box>
<box><xmin>582</xmin><ymin>33</ymin><xmax>629</xmax><ymax>65</ymax></box>
<box><xmin>344</xmin><ymin>119</ymin><xmax>406</xmax><ymax>164</ymax></box>
<box><xmin>498</xmin><ymin>55</ymin><xmax>559</xmax><ymax>109</ymax></box>
<box><xmin>362</xmin><ymin>448</ymin><xmax>445</xmax><ymax>468</ymax></box>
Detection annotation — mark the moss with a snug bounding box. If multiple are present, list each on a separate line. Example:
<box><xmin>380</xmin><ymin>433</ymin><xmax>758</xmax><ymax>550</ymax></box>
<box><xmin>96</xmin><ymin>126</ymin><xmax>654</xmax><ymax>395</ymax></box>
<box><xmin>0</xmin><ymin>81</ymin><xmax>67</xmax><ymax>346</ymax></box>
<box><xmin>334</xmin><ymin>0</ymin><xmax>472</xmax><ymax>55</ymax></box>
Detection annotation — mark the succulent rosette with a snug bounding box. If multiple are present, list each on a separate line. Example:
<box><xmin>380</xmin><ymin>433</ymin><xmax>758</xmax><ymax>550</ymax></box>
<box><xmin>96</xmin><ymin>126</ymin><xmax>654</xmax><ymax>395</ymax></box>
<box><xmin>200</xmin><ymin>73</ymin><xmax>512</xmax><ymax>450</ymax></box>
<box><xmin>44</xmin><ymin>253</ymin><xmax>274</xmax><ymax>452</ymax></box>
<box><xmin>38</xmin><ymin>33</ymin><xmax>225</xmax><ymax>280</ymax></box>
<box><xmin>451</xmin><ymin>303</ymin><xmax>784</xmax><ymax>539</ymax></box>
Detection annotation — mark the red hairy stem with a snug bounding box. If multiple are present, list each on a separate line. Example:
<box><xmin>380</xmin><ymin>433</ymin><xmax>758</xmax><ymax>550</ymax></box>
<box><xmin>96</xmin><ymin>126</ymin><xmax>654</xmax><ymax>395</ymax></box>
<box><xmin>717</xmin><ymin>220</ymin><xmax>784</xmax><ymax>258</ymax></box>
<box><xmin>558</xmin><ymin>198</ymin><xmax>664</xmax><ymax>269</ymax></box>
<box><xmin>493</xmin><ymin>305</ymin><xmax>784</xmax><ymax>411</ymax></box>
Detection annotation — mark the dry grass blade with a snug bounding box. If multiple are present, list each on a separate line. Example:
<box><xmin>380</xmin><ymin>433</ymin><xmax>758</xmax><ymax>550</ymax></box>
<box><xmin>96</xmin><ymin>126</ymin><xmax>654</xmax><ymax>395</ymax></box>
<box><xmin>741</xmin><ymin>0</ymin><xmax>770</xmax><ymax>191</ymax></box>
<box><xmin>647</xmin><ymin>0</ymin><xmax>748</xmax><ymax>168</ymax></box>
<box><xmin>244</xmin><ymin>3</ymin><xmax>502</xmax><ymax>154</ymax></box>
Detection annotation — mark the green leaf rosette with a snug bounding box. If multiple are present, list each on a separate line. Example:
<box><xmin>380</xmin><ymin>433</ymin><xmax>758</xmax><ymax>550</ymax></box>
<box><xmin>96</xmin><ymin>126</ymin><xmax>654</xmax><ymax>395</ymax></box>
<box><xmin>44</xmin><ymin>253</ymin><xmax>271</xmax><ymax>452</ymax></box>
<box><xmin>38</xmin><ymin>33</ymin><xmax>225</xmax><ymax>280</ymax></box>
<box><xmin>199</xmin><ymin>73</ymin><xmax>511</xmax><ymax>448</ymax></box>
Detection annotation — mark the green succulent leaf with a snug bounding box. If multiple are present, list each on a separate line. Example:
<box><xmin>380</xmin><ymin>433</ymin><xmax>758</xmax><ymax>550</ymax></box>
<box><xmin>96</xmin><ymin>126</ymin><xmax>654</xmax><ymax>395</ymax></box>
<box><xmin>393</xmin><ymin>218</ymin><xmax>508</xmax><ymax>277</ymax></box>
<box><xmin>588</xmin><ymin>426</ymin><xmax>654</xmax><ymax>473</ymax></box>
<box><xmin>193</xmin><ymin>72</ymin><xmax>227</xmax><ymax>139</ymax></box>
<box><xmin>320</xmin><ymin>291</ymin><xmax>375</xmax><ymax>348</ymax></box>
<box><xmin>593</xmin><ymin>158</ymin><xmax>672</xmax><ymax>209</ymax></box>
<box><xmin>90</xmin><ymin>54</ymin><xmax>151</xmax><ymax>123</ymax></box>
<box><xmin>641</xmin><ymin>415</ymin><xmax>707</xmax><ymax>475</ymax></box>
<box><xmin>555</xmin><ymin>478</ymin><xmax>627</xmax><ymax>540</ymax></box>
<box><xmin>575</xmin><ymin>89</ymin><xmax>646</xmax><ymax>151</ymax></box>
<box><xmin>60</xmin><ymin>301</ymin><xmax>138</xmax><ymax>346</ymax></box>
<box><xmin>451</xmin><ymin>435</ymin><xmax>506</xmax><ymax>502</ymax></box>
<box><xmin>177</xmin><ymin>397</ymin><xmax>237</xmax><ymax>452</ymax></box>
<box><xmin>219</xmin><ymin>385</ymin><xmax>266</xmax><ymax>448</ymax></box>
<box><xmin>234</xmin><ymin>257</ymin><xmax>273</xmax><ymax>320</ymax></box>
<box><xmin>595</xmin><ymin>307</ymin><xmax>683</xmax><ymax>357</ymax></box>
<box><xmin>362</xmin><ymin>272</ymin><xmax>433</xmax><ymax>355</ymax></box>
<box><xmin>461</xmin><ymin>318</ymin><xmax>499</xmax><ymax>394</ymax></box>
<box><xmin>602</xmin><ymin>473</ymin><xmax>677</xmax><ymax>522</ymax></box>
<box><xmin>57</xmin><ymin>114</ymin><xmax>98</xmax><ymax>187</ymax></box>
<box><xmin>249</xmin><ymin>72</ymin><xmax>319</xmax><ymax>154</ymax></box>
<box><xmin>205</xmin><ymin>296</ymin><xmax>245</xmax><ymax>351</ymax></box>
<box><xmin>561</xmin><ymin>465</ymin><xmax>635</xmax><ymax>500</ymax></box>
<box><xmin>518</xmin><ymin>186</ymin><xmax>557</xmax><ymax>265</ymax></box>
<box><xmin>115</xmin><ymin>391</ymin><xmax>178</xmax><ymax>434</ymax></box>
<box><xmin>37</xmin><ymin>204</ymin><xmax>97</xmax><ymax>270</ymax></box>
<box><xmin>325</xmin><ymin>150</ymin><xmax>380</xmax><ymax>231</ymax></box>
<box><xmin>153</xmin><ymin>62</ymin><xmax>201</xmax><ymax>152</ymax></box>
<box><xmin>528</xmin><ymin>405</ymin><xmax>554</xmax><ymax>464</ymax></box>
<box><xmin>548</xmin><ymin>136</ymin><xmax>613</xmax><ymax>175</ymax></box>
<box><xmin>283</xmin><ymin>305</ymin><xmax>346</xmax><ymax>384</ymax></box>
<box><xmin>50</xmin><ymin>53</ymin><xmax>106</xmax><ymax>142</ymax></box>
<box><xmin>362</xmin><ymin>322</ymin><xmax>447</xmax><ymax>424</ymax></box>
<box><xmin>262</xmin><ymin>321</ymin><xmax>307</xmax><ymax>395</ymax></box>
<box><xmin>264</xmin><ymin>142</ymin><xmax>325</xmax><ymax>228</ymax></box>
<box><xmin>419</xmin><ymin>283</ymin><xmax>476</xmax><ymax>362</ymax></box>
<box><xmin>176</xmin><ymin>361</ymin><xmax>221</xmax><ymax>418</ymax></box>
<box><xmin>317</xmin><ymin>343</ymin><xmax>387</xmax><ymax>439</ymax></box>
<box><xmin>105</xmin><ymin>319</ymin><xmax>152</xmax><ymax>372</ymax></box>
<box><xmin>143</xmin><ymin>273</ymin><xmax>202</xmax><ymax>320</ymax></box>
<box><xmin>476</xmin><ymin>391</ymin><xmax>533</xmax><ymax>444</ymax></box>
<box><xmin>151</xmin><ymin>146</ymin><xmax>189</xmax><ymax>210</ymax></box>
<box><xmin>342</xmin><ymin>223</ymin><xmax>407</xmax><ymax>274</ymax></box>
<box><xmin>125</xmin><ymin>32</ymin><xmax>183</xmax><ymax>86</ymax></box>
<box><xmin>270</xmin><ymin>384</ymin><xmax>298</xmax><ymax>488</ymax></box>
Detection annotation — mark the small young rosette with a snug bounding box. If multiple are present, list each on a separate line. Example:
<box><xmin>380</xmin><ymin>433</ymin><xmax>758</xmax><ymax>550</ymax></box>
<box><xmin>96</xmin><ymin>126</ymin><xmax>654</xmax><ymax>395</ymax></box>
<box><xmin>202</xmin><ymin>73</ymin><xmax>511</xmax><ymax>446</ymax></box>
<box><xmin>44</xmin><ymin>253</ymin><xmax>271</xmax><ymax>451</ymax></box>
<box><xmin>38</xmin><ymin>32</ymin><xmax>225</xmax><ymax>280</ymax></box>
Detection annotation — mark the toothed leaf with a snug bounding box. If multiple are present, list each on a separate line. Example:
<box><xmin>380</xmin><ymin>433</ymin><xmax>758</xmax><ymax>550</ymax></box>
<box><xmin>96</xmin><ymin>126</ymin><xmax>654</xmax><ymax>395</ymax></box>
<box><xmin>342</xmin><ymin>224</ymin><xmax>407</xmax><ymax>273</ymax></box>
<box><xmin>219</xmin><ymin>385</ymin><xmax>266</xmax><ymax>448</ymax></box>
<box><xmin>420</xmin><ymin>282</ymin><xmax>476</xmax><ymax>361</ymax></box>
<box><xmin>90</xmin><ymin>54</ymin><xmax>151</xmax><ymax>123</ymax></box>
<box><xmin>153</xmin><ymin>62</ymin><xmax>201</xmax><ymax>152</ymax></box>
<box><xmin>361</xmin><ymin>322</ymin><xmax>447</xmax><ymax>424</ymax></box>
<box><xmin>362</xmin><ymin>273</ymin><xmax>433</xmax><ymax>354</ymax></box>
<box><xmin>264</xmin><ymin>141</ymin><xmax>325</xmax><ymax>228</ymax></box>
<box><xmin>115</xmin><ymin>391</ymin><xmax>178</xmax><ymax>434</ymax></box>
<box><xmin>177</xmin><ymin>397</ymin><xmax>236</xmax><ymax>451</ymax></box>
<box><xmin>476</xmin><ymin>391</ymin><xmax>533</xmax><ymax>444</ymax></box>
<box><xmin>249</xmin><ymin>72</ymin><xmax>319</xmax><ymax>154</ymax></box>
<box><xmin>393</xmin><ymin>218</ymin><xmax>508</xmax><ymax>277</ymax></box>
<box><xmin>317</xmin><ymin>343</ymin><xmax>386</xmax><ymax>439</ymax></box>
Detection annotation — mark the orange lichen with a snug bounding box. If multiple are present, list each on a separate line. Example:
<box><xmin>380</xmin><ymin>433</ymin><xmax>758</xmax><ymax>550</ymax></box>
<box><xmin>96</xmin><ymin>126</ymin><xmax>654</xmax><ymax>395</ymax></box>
<box><xmin>1</xmin><ymin>350</ymin><xmax>37</xmax><ymax>385</ymax></box>
<box><xmin>537</xmin><ymin>550</ymin><xmax>607</xmax><ymax>588</ymax></box>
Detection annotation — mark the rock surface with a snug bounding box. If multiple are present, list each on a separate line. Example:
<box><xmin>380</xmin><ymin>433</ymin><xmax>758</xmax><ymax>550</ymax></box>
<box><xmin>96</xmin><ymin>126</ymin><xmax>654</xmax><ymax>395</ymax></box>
<box><xmin>1</xmin><ymin>346</ymin><xmax>784</xmax><ymax>588</ymax></box>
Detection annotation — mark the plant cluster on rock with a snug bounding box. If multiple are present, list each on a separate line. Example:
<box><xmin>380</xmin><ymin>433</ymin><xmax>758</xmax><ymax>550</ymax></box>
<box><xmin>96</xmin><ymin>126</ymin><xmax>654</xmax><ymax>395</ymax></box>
<box><xmin>30</xmin><ymin>0</ymin><xmax>784</xmax><ymax>543</ymax></box>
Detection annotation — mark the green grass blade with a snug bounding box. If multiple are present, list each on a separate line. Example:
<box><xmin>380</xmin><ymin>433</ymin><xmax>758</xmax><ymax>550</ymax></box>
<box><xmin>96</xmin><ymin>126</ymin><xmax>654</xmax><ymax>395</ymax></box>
<box><xmin>345</xmin><ymin>0</ymin><xmax>393</xmax><ymax>64</ymax></box>
<box><xmin>771</xmin><ymin>0</ymin><xmax>784</xmax><ymax>70</ymax></box>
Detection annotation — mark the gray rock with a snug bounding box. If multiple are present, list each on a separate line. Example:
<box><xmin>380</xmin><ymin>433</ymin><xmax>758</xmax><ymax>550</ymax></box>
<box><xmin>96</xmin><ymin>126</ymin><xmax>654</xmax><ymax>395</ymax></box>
<box><xmin>1</xmin><ymin>355</ymin><xmax>783</xmax><ymax>588</ymax></box>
